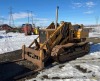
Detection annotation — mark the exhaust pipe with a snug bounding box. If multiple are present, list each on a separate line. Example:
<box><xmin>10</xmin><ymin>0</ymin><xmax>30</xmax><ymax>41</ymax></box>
<box><xmin>55</xmin><ymin>6</ymin><xmax>59</xmax><ymax>29</ymax></box>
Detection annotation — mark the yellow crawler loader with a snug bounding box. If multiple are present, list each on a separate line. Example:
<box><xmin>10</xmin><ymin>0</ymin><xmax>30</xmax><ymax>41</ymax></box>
<box><xmin>22</xmin><ymin>21</ymin><xmax>90</xmax><ymax>70</ymax></box>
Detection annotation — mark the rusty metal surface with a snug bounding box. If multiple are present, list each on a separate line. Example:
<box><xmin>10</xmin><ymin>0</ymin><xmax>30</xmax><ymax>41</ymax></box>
<box><xmin>51</xmin><ymin>42</ymin><xmax>89</xmax><ymax>63</ymax></box>
<box><xmin>51</xmin><ymin>43</ymin><xmax>75</xmax><ymax>62</ymax></box>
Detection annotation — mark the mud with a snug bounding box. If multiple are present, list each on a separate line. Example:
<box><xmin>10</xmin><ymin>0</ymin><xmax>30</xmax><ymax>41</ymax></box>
<box><xmin>75</xmin><ymin>65</ymin><xmax>87</xmax><ymax>73</ymax></box>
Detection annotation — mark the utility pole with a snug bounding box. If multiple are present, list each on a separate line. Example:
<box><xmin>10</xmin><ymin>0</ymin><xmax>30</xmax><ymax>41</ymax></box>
<box><xmin>95</xmin><ymin>16</ymin><xmax>99</xmax><ymax>32</ymax></box>
<box><xmin>27</xmin><ymin>10</ymin><xmax>30</xmax><ymax>24</ymax></box>
<box><xmin>31</xmin><ymin>11</ymin><xmax>33</xmax><ymax>26</ymax></box>
<box><xmin>96</xmin><ymin>16</ymin><xmax>99</xmax><ymax>26</ymax></box>
<box><xmin>9</xmin><ymin>7</ymin><xmax>14</xmax><ymax>27</ymax></box>
<box><xmin>55</xmin><ymin>6</ymin><xmax>59</xmax><ymax>29</ymax></box>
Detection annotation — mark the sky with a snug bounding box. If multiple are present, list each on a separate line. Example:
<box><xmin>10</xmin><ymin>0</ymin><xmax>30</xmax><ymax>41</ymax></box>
<box><xmin>0</xmin><ymin>0</ymin><xmax>100</xmax><ymax>27</ymax></box>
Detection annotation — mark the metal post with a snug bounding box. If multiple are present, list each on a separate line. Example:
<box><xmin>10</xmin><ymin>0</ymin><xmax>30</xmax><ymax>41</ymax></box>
<box><xmin>31</xmin><ymin>11</ymin><xmax>33</xmax><ymax>26</ymax></box>
<box><xmin>55</xmin><ymin>6</ymin><xmax>59</xmax><ymax>29</ymax></box>
<box><xmin>95</xmin><ymin>16</ymin><xmax>99</xmax><ymax>32</ymax></box>
<box><xmin>27</xmin><ymin>10</ymin><xmax>29</xmax><ymax>24</ymax></box>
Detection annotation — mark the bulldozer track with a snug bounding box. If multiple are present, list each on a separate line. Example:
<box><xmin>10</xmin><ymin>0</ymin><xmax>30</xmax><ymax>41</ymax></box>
<box><xmin>51</xmin><ymin>42</ymin><xmax>89</xmax><ymax>63</ymax></box>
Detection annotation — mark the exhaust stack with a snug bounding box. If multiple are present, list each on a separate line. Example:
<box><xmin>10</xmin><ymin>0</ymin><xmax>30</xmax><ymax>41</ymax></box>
<box><xmin>55</xmin><ymin>6</ymin><xmax>59</xmax><ymax>29</ymax></box>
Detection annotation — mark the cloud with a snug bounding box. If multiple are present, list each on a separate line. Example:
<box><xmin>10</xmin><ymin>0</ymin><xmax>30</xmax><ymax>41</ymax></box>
<box><xmin>0</xmin><ymin>20</ymin><xmax>2</xmax><ymax>24</ymax></box>
<box><xmin>86</xmin><ymin>1</ymin><xmax>95</xmax><ymax>8</ymax></box>
<box><xmin>12</xmin><ymin>12</ymin><xmax>35</xmax><ymax>20</ymax></box>
<box><xmin>84</xmin><ymin>11</ymin><xmax>93</xmax><ymax>14</ymax></box>
<box><xmin>72</xmin><ymin>2</ymin><xmax>82</xmax><ymax>8</ymax></box>
<box><xmin>0</xmin><ymin>16</ymin><xmax>7</xmax><ymax>24</ymax></box>
<box><xmin>33</xmin><ymin>18</ymin><xmax>48</xmax><ymax>22</ymax></box>
<box><xmin>31</xmin><ymin>18</ymin><xmax>49</xmax><ymax>26</ymax></box>
<box><xmin>72</xmin><ymin>1</ymin><xmax>96</xmax><ymax>9</ymax></box>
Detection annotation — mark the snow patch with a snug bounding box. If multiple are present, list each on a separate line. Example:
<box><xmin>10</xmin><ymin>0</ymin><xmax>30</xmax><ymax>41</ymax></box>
<box><xmin>0</xmin><ymin>32</ymin><xmax>38</xmax><ymax>54</ymax></box>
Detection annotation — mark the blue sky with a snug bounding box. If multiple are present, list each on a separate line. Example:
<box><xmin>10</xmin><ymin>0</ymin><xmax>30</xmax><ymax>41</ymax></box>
<box><xmin>0</xmin><ymin>0</ymin><xmax>100</xmax><ymax>26</ymax></box>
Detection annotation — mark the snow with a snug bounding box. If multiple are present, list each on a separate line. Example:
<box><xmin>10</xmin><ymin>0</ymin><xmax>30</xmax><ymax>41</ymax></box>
<box><xmin>89</xmin><ymin>32</ymin><xmax>100</xmax><ymax>38</ymax></box>
<box><xmin>0</xmin><ymin>30</ymin><xmax>38</xmax><ymax>54</ymax></box>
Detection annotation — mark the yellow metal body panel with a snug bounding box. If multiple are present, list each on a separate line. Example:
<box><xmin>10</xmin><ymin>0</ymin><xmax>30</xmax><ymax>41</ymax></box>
<box><xmin>75</xmin><ymin>28</ymin><xmax>89</xmax><ymax>39</ymax></box>
<box><xmin>34</xmin><ymin>28</ymin><xmax>39</xmax><ymax>35</ymax></box>
<box><xmin>75</xmin><ymin>30</ymin><xmax>81</xmax><ymax>39</ymax></box>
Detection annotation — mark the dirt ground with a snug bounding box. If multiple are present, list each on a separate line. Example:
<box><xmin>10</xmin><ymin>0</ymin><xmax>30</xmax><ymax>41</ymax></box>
<box><xmin>0</xmin><ymin>49</ymin><xmax>22</xmax><ymax>62</ymax></box>
<box><xmin>0</xmin><ymin>50</ymin><xmax>37</xmax><ymax>81</ymax></box>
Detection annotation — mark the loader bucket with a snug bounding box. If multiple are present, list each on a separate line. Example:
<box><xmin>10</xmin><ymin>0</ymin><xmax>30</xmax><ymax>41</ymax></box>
<box><xmin>22</xmin><ymin>45</ymin><xmax>44</xmax><ymax>70</ymax></box>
